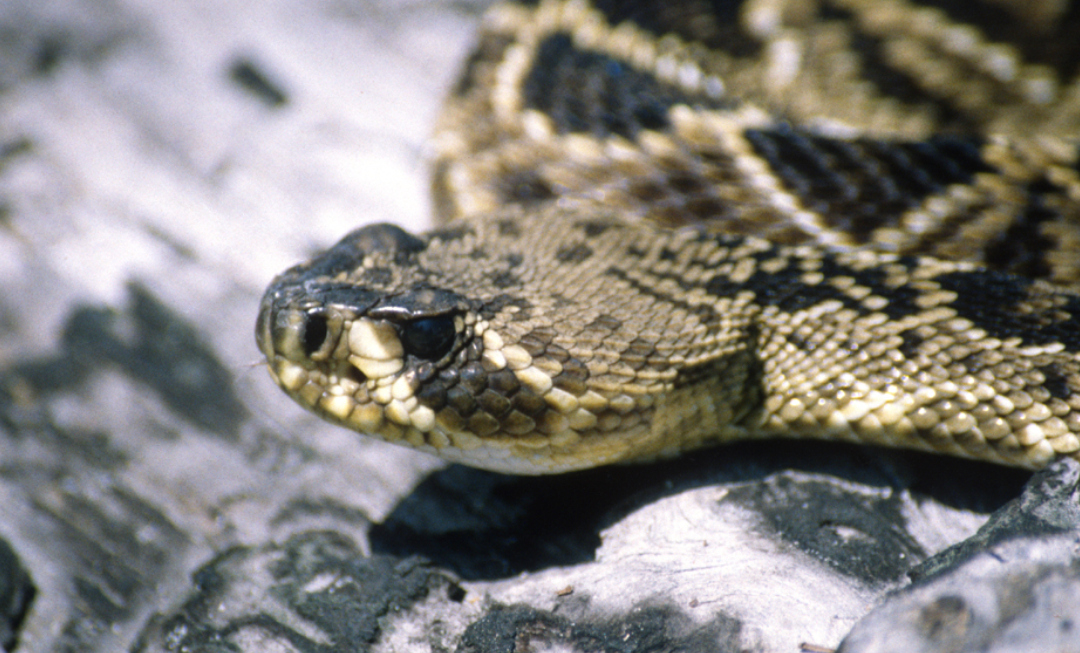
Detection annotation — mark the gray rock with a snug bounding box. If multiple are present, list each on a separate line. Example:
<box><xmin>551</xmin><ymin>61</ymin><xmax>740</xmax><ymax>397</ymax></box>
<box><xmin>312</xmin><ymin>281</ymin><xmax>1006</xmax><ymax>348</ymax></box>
<box><xmin>127</xmin><ymin>447</ymin><xmax>1036</xmax><ymax>652</ymax></box>
<box><xmin>839</xmin><ymin>459</ymin><xmax>1080</xmax><ymax>653</ymax></box>
<box><xmin>134</xmin><ymin>531</ymin><xmax>459</xmax><ymax>653</ymax></box>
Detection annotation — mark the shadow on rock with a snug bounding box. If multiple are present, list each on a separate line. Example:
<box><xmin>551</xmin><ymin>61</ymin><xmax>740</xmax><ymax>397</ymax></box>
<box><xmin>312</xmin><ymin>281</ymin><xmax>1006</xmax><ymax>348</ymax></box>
<box><xmin>369</xmin><ymin>440</ymin><xmax>1030</xmax><ymax>581</ymax></box>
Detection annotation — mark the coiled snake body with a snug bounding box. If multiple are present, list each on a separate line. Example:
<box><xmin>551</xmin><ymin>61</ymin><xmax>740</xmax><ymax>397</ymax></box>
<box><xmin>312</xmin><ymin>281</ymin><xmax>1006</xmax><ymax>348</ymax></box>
<box><xmin>257</xmin><ymin>0</ymin><xmax>1080</xmax><ymax>474</ymax></box>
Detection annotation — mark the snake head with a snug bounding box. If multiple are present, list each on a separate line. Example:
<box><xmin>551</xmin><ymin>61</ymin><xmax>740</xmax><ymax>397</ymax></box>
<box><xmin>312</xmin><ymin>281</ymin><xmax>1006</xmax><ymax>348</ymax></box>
<box><xmin>256</xmin><ymin>223</ymin><xmax>485</xmax><ymax>450</ymax></box>
<box><xmin>257</xmin><ymin>212</ymin><xmax>744</xmax><ymax>474</ymax></box>
<box><xmin>257</xmin><ymin>220</ymin><xmax>596</xmax><ymax>474</ymax></box>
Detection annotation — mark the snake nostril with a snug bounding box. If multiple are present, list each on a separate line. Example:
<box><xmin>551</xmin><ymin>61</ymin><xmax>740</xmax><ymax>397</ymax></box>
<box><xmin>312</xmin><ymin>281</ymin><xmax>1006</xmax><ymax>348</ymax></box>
<box><xmin>302</xmin><ymin>311</ymin><xmax>330</xmax><ymax>358</ymax></box>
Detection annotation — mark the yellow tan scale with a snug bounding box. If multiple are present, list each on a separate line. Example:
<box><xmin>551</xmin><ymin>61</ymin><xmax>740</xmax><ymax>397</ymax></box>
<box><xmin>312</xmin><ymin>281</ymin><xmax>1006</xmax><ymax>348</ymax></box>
<box><xmin>257</xmin><ymin>0</ymin><xmax>1080</xmax><ymax>475</ymax></box>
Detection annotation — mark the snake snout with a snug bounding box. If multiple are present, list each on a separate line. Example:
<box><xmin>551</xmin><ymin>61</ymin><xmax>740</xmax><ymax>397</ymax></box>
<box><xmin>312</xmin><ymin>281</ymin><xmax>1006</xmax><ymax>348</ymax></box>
<box><xmin>255</xmin><ymin>297</ymin><xmax>334</xmax><ymax>367</ymax></box>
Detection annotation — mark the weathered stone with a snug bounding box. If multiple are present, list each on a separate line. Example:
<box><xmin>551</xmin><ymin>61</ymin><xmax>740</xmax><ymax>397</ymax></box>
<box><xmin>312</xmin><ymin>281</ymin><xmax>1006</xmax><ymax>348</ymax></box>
<box><xmin>839</xmin><ymin>459</ymin><xmax>1080</xmax><ymax>653</ymax></box>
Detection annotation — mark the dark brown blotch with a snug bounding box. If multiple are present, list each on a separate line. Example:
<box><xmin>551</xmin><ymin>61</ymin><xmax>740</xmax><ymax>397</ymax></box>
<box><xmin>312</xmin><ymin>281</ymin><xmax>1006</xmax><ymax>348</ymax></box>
<box><xmin>497</xmin><ymin>219</ymin><xmax>522</xmax><ymax>238</ymax></box>
<box><xmin>518</xmin><ymin>327</ymin><xmax>556</xmax><ymax>356</ymax></box>
<box><xmin>668</xmin><ymin>172</ymin><xmax>706</xmax><ymax>194</ymax></box>
<box><xmin>553</xmin><ymin>373</ymin><xmax>588</xmax><ymax>396</ymax></box>
<box><xmin>545</xmin><ymin>342</ymin><xmax>571</xmax><ymax>364</ymax></box>
<box><xmin>503</xmin><ymin>410</ymin><xmax>537</xmax><ymax>435</ymax></box>
<box><xmin>555</xmin><ymin>243</ymin><xmax>594</xmax><ymax>264</ymax></box>
<box><xmin>658</xmin><ymin>247</ymin><xmax>679</xmax><ymax>261</ymax></box>
<box><xmin>1037</xmin><ymin>363</ymin><xmax>1075</xmax><ymax>400</ymax></box>
<box><xmin>560</xmin><ymin>358</ymin><xmax>589</xmax><ymax>381</ymax></box>
<box><xmin>477</xmin><ymin>388</ymin><xmax>512</xmax><ymax>418</ymax></box>
<box><xmin>589</xmin><ymin>0</ymin><xmax>761</xmax><ymax>58</ymax></box>
<box><xmin>587</xmin><ymin>314</ymin><xmax>623</xmax><ymax>332</ymax></box>
<box><xmin>622</xmin><ymin>338</ymin><xmax>658</xmax><ymax>370</ymax></box>
<box><xmin>446</xmin><ymin>386</ymin><xmax>477</xmax><ymax>417</ymax></box>
<box><xmin>489</xmin><ymin>271</ymin><xmax>521</xmax><ymax>289</ymax></box>
<box><xmin>459</xmin><ymin>362</ymin><xmax>488</xmax><ymax>395</ymax></box>
<box><xmin>436</xmin><ymin>406</ymin><xmax>467</xmax><ymax>431</ymax></box>
<box><xmin>416</xmin><ymin>382</ymin><xmax>448</xmax><ymax>411</ymax></box>
<box><xmin>511</xmin><ymin>388</ymin><xmax>548</xmax><ymax>417</ymax></box>
<box><xmin>536</xmin><ymin>411</ymin><xmax>569</xmax><ymax>435</ymax></box>
<box><xmin>488</xmin><ymin>368</ymin><xmax>521</xmax><ymax>395</ymax></box>
<box><xmin>628</xmin><ymin>179</ymin><xmax>668</xmax><ymax>202</ymax></box>
<box><xmin>576</xmin><ymin>219</ymin><xmax>616</xmax><ymax>237</ymax></box>
<box><xmin>463</xmin><ymin>339</ymin><xmax>485</xmax><ymax>363</ymax></box>
<box><xmin>686</xmin><ymin>196</ymin><xmax>729</xmax><ymax>220</ymax></box>
<box><xmin>468</xmin><ymin>412</ymin><xmax>501</xmax><ymax>437</ymax></box>
<box><xmin>498</xmin><ymin>170</ymin><xmax>555</xmax><ymax>206</ymax></box>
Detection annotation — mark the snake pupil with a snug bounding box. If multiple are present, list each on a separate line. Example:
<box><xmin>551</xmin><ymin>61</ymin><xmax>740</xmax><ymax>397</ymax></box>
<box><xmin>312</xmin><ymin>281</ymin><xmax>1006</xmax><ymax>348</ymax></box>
<box><xmin>399</xmin><ymin>315</ymin><xmax>456</xmax><ymax>361</ymax></box>
<box><xmin>302</xmin><ymin>311</ymin><xmax>330</xmax><ymax>357</ymax></box>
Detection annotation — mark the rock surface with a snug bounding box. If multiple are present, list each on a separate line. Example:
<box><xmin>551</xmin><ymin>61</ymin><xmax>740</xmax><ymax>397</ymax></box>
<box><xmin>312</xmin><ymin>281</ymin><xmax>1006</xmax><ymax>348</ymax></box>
<box><xmin>839</xmin><ymin>458</ymin><xmax>1080</xmax><ymax>653</ymax></box>
<box><xmin>1</xmin><ymin>1</ymin><xmax>1078</xmax><ymax>652</ymax></box>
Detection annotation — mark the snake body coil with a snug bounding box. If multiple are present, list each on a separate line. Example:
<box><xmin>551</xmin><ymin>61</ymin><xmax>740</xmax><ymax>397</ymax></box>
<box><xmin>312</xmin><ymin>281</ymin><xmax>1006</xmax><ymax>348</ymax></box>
<box><xmin>258</xmin><ymin>0</ymin><xmax>1080</xmax><ymax>474</ymax></box>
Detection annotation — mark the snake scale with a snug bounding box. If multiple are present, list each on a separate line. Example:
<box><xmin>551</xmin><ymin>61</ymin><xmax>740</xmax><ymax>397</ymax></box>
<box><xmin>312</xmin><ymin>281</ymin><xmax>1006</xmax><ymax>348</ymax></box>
<box><xmin>257</xmin><ymin>0</ymin><xmax>1080</xmax><ymax>474</ymax></box>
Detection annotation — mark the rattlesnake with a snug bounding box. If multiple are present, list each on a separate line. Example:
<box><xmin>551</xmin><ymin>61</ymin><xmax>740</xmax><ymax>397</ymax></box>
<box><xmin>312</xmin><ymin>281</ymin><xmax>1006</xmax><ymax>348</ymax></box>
<box><xmin>257</xmin><ymin>0</ymin><xmax>1080</xmax><ymax>474</ymax></box>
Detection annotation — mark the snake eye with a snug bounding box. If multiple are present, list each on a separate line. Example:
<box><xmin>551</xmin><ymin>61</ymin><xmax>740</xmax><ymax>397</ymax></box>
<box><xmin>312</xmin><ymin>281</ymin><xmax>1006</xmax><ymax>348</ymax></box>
<box><xmin>302</xmin><ymin>311</ymin><xmax>330</xmax><ymax>358</ymax></box>
<box><xmin>399</xmin><ymin>315</ymin><xmax>456</xmax><ymax>361</ymax></box>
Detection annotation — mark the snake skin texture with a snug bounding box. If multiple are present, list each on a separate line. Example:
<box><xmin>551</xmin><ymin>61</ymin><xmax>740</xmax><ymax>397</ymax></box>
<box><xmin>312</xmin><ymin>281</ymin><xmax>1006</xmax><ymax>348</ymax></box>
<box><xmin>257</xmin><ymin>0</ymin><xmax>1080</xmax><ymax>474</ymax></box>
